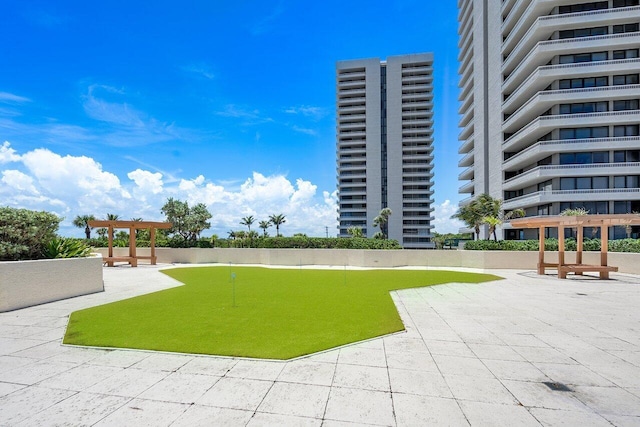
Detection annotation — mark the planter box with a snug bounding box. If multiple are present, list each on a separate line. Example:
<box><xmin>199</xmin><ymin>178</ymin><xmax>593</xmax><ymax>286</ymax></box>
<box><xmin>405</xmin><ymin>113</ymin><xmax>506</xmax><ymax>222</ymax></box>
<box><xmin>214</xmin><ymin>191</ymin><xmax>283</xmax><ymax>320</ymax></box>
<box><xmin>0</xmin><ymin>255</ymin><xmax>104</xmax><ymax>312</ymax></box>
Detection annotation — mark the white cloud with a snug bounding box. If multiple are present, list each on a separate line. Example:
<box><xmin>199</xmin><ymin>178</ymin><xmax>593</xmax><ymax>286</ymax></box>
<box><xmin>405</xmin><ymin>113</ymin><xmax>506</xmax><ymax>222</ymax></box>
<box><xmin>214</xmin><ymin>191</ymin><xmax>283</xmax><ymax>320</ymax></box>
<box><xmin>182</xmin><ymin>63</ymin><xmax>215</xmax><ymax>80</ymax></box>
<box><xmin>0</xmin><ymin>141</ymin><xmax>21</xmax><ymax>163</ymax></box>
<box><xmin>431</xmin><ymin>199</ymin><xmax>464</xmax><ymax>234</ymax></box>
<box><xmin>285</xmin><ymin>105</ymin><xmax>328</xmax><ymax>120</ymax></box>
<box><xmin>0</xmin><ymin>92</ymin><xmax>31</xmax><ymax>104</ymax></box>
<box><xmin>0</xmin><ymin>142</ymin><xmax>339</xmax><ymax>237</ymax></box>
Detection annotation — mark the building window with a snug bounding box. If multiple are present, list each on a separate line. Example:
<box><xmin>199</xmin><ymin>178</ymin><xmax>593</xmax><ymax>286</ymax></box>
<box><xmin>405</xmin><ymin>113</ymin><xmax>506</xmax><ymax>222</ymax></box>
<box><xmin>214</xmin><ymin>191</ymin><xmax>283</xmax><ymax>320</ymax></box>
<box><xmin>613</xmin><ymin>49</ymin><xmax>639</xmax><ymax>59</ymax></box>
<box><xmin>614</xmin><ymin>176</ymin><xmax>640</xmax><ymax>188</ymax></box>
<box><xmin>614</xmin><ymin>149</ymin><xmax>640</xmax><ymax>162</ymax></box>
<box><xmin>613</xmin><ymin>74</ymin><xmax>640</xmax><ymax>85</ymax></box>
<box><xmin>560</xmin><ymin>177</ymin><xmax>609</xmax><ymax>190</ymax></box>
<box><xmin>559</xmin><ymin>2</ymin><xmax>608</xmax><ymax>14</ymax></box>
<box><xmin>613</xmin><ymin>125</ymin><xmax>640</xmax><ymax>137</ymax></box>
<box><xmin>559</xmin><ymin>151</ymin><xmax>609</xmax><ymax>164</ymax></box>
<box><xmin>613</xmin><ymin>23</ymin><xmax>639</xmax><ymax>34</ymax></box>
<box><xmin>559</xmin><ymin>26</ymin><xmax>607</xmax><ymax>39</ymax></box>
<box><xmin>560</xmin><ymin>201</ymin><xmax>609</xmax><ymax>214</ymax></box>
<box><xmin>559</xmin><ymin>51</ymin><xmax>608</xmax><ymax>64</ymax></box>
<box><xmin>559</xmin><ymin>127</ymin><xmax>609</xmax><ymax>139</ymax></box>
<box><xmin>613</xmin><ymin>0</ymin><xmax>640</xmax><ymax>7</ymax></box>
<box><xmin>559</xmin><ymin>102</ymin><xmax>608</xmax><ymax>114</ymax></box>
<box><xmin>559</xmin><ymin>76</ymin><xmax>608</xmax><ymax>89</ymax></box>
<box><xmin>613</xmin><ymin>99</ymin><xmax>640</xmax><ymax>111</ymax></box>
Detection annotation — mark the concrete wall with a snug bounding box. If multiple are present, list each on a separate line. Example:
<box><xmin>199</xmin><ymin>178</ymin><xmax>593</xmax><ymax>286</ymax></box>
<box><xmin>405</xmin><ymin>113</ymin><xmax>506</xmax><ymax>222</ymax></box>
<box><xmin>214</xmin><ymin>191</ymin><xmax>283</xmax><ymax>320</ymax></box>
<box><xmin>0</xmin><ymin>255</ymin><xmax>104</xmax><ymax>312</ymax></box>
<box><xmin>93</xmin><ymin>248</ymin><xmax>640</xmax><ymax>275</ymax></box>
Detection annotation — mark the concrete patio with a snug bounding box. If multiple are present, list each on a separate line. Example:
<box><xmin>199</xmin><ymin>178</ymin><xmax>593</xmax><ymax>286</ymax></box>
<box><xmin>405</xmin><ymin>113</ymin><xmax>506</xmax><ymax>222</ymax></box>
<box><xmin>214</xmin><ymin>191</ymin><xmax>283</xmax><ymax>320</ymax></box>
<box><xmin>1</xmin><ymin>265</ymin><xmax>640</xmax><ymax>426</ymax></box>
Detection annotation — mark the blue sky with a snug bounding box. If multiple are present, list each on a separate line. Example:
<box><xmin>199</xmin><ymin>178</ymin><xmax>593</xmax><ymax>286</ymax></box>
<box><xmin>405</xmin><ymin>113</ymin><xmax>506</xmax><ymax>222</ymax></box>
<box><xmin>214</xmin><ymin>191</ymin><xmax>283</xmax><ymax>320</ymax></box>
<box><xmin>0</xmin><ymin>1</ymin><xmax>464</xmax><ymax>237</ymax></box>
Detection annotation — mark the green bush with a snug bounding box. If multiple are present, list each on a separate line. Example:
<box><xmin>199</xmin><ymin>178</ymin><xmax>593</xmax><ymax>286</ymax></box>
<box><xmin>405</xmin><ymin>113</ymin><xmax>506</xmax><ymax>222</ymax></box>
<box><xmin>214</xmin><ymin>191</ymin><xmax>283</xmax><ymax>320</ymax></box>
<box><xmin>42</xmin><ymin>238</ymin><xmax>92</xmax><ymax>259</ymax></box>
<box><xmin>212</xmin><ymin>236</ymin><xmax>402</xmax><ymax>250</ymax></box>
<box><xmin>464</xmin><ymin>238</ymin><xmax>640</xmax><ymax>253</ymax></box>
<box><xmin>0</xmin><ymin>207</ymin><xmax>61</xmax><ymax>261</ymax></box>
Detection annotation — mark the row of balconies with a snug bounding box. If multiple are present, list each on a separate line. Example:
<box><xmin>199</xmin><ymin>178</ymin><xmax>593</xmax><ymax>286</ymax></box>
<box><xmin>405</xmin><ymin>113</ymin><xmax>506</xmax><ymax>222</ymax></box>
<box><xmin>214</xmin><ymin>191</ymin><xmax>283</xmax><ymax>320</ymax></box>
<box><xmin>503</xmin><ymin>188</ymin><xmax>640</xmax><ymax>210</ymax></box>
<box><xmin>503</xmin><ymin>162</ymin><xmax>640</xmax><ymax>191</ymax></box>
<box><xmin>503</xmin><ymin>83</ymin><xmax>640</xmax><ymax>132</ymax></box>
<box><xmin>504</xmin><ymin>32</ymin><xmax>640</xmax><ymax>91</ymax></box>
<box><xmin>503</xmin><ymin>109</ymin><xmax>640</xmax><ymax>152</ymax></box>
<box><xmin>504</xmin><ymin>58</ymin><xmax>640</xmax><ymax>111</ymax></box>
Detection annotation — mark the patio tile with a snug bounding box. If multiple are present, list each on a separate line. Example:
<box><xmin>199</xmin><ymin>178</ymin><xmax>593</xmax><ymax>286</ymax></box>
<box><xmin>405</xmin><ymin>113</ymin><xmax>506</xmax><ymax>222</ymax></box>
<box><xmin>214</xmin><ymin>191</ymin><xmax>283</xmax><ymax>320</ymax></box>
<box><xmin>93</xmin><ymin>397</ymin><xmax>189</xmax><ymax>426</ymax></box>
<box><xmin>11</xmin><ymin>341</ymin><xmax>77</xmax><ymax>360</ymax></box>
<box><xmin>0</xmin><ymin>355</ymin><xmax>37</xmax><ymax>374</ymax></box>
<box><xmin>177</xmin><ymin>356</ymin><xmax>236</xmax><ymax>376</ymax></box>
<box><xmin>248</xmin><ymin>412</ymin><xmax>322</xmax><ymax>426</ymax></box>
<box><xmin>224</xmin><ymin>359</ymin><xmax>285</xmax><ymax>381</ymax></box>
<box><xmin>87</xmin><ymin>368</ymin><xmax>169</xmax><ymax>397</ymax></box>
<box><xmin>38</xmin><ymin>364</ymin><xmax>124</xmax><ymax>391</ymax></box>
<box><xmin>528</xmin><ymin>407</ymin><xmax>612</xmax><ymax>427</ymax></box>
<box><xmin>444</xmin><ymin>373</ymin><xmax>518</xmax><ymax>404</ymax></box>
<box><xmin>424</xmin><ymin>340</ymin><xmax>475</xmax><ymax>357</ymax></box>
<box><xmin>458</xmin><ymin>401</ymin><xmax>540</xmax><ymax>426</ymax></box>
<box><xmin>432</xmin><ymin>354</ymin><xmax>495</xmax><ymax>378</ymax></box>
<box><xmin>48</xmin><ymin>347</ymin><xmax>106</xmax><ymax>364</ymax></box>
<box><xmin>337</xmin><ymin>346</ymin><xmax>387</xmax><ymax>367</ymax></box>
<box><xmin>88</xmin><ymin>349</ymin><xmax>151</xmax><ymax>368</ymax></box>
<box><xmin>392</xmin><ymin>393</ymin><xmax>469</xmax><ymax>426</ymax></box>
<box><xmin>18</xmin><ymin>391</ymin><xmax>130</xmax><ymax>426</ymax></box>
<box><xmin>137</xmin><ymin>372</ymin><xmax>219</xmax><ymax>404</ymax></box>
<box><xmin>333</xmin><ymin>364</ymin><xmax>389</xmax><ymax>392</ymax></box>
<box><xmin>382</xmin><ymin>336</ymin><xmax>428</xmax><ymax>353</ymax></box>
<box><xmin>0</xmin><ymin>386</ymin><xmax>75</xmax><ymax>425</ymax></box>
<box><xmin>324</xmin><ymin>387</ymin><xmax>394</xmax><ymax>426</ymax></box>
<box><xmin>171</xmin><ymin>405</ymin><xmax>253</xmax><ymax>427</ymax></box>
<box><xmin>574</xmin><ymin>385</ymin><xmax>640</xmax><ymax>416</ymax></box>
<box><xmin>197</xmin><ymin>377</ymin><xmax>273</xmax><ymax>411</ymax></box>
<box><xmin>484</xmin><ymin>359</ymin><xmax>549</xmax><ymax>382</ymax></box>
<box><xmin>600</xmin><ymin>414</ymin><xmax>640</xmax><ymax>427</ymax></box>
<box><xmin>502</xmin><ymin>380</ymin><xmax>590</xmax><ymax>411</ymax></box>
<box><xmin>388</xmin><ymin>368</ymin><xmax>452</xmax><ymax>398</ymax></box>
<box><xmin>0</xmin><ymin>338</ymin><xmax>47</xmax><ymax>356</ymax></box>
<box><xmin>131</xmin><ymin>352</ymin><xmax>193</xmax><ymax>372</ymax></box>
<box><xmin>0</xmin><ymin>360</ymin><xmax>76</xmax><ymax>385</ymax></box>
<box><xmin>277</xmin><ymin>360</ymin><xmax>336</xmax><ymax>386</ymax></box>
<box><xmin>257</xmin><ymin>382</ymin><xmax>330</xmax><ymax>418</ymax></box>
<box><xmin>0</xmin><ymin>382</ymin><xmax>25</xmax><ymax>398</ymax></box>
<box><xmin>533</xmin><ymin>362</ymin><xmax>615</xmax><ymax>387</ymax></box>
<box><xmin>467</xmin><ymin>343</ymin><xmax>526</xmax><ymax>361</ymax></box>
<box><xmin>496</xmin><ymin>333</ymin><xmax>551</xmax><ymax>348</ymax></box>
<box><xmin>384</xmin><ymin>350</ymin><xmax>438</xmax><ymax>372</ymax></box>
<box><xmin>304</xmin><ymin>349</ymin><xmax>339</xmax><ymax>364</ymax></box>
<box><xmin>512</xmin><ymin>346</ymin><xmax>576</xmax><ymax>364</ymax></box>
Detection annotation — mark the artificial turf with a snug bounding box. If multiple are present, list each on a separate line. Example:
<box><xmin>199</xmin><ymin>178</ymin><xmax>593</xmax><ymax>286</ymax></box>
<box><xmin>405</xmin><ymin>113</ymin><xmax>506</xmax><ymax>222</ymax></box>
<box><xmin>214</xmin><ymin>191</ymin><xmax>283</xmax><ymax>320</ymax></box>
<box><xmin>64</xmin><ymin>267</ymin><xmax>501</xmax><ymax>359</ymax></box>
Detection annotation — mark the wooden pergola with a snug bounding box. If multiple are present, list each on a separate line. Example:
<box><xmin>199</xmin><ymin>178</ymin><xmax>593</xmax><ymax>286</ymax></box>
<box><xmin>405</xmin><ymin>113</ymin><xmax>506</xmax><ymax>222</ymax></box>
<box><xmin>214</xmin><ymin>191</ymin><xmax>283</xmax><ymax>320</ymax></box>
<box><xmin>88</xmin><ymin>220</ymin><xmax>172</xmax><ymax>267</ymax></box>
<box><xmin>509</xmin><ymin>214</ymin><xmax>640</xmax><ymax>279</ymax></box>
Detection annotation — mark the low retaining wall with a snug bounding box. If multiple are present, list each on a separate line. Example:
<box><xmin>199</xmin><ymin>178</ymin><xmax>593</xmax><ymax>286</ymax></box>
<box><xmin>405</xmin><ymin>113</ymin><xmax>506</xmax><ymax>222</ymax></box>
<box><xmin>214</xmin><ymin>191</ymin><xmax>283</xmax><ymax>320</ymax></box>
<box><xmin>93</xmin><ymin>248</ymin><xmax>640</xmax><ymax>275</ymax></box>
<box><xmin>0</xmin><ymin>255</ymin><xmax>104</xmax><ymax>312</ymax></box>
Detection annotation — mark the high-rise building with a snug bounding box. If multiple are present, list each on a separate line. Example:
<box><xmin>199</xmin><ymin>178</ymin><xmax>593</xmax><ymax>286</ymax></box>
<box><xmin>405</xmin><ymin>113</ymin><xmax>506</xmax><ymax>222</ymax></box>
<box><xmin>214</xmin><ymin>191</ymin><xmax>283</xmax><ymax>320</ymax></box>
<box><xmin>336</xmin><ymin>54</ymin><xmax>435</xmax><ymax>248</ymax></box>
<box><xmin>458</xmin><ymin>0</ymin><xmax>640</xmax><ymax>240</ymax></box>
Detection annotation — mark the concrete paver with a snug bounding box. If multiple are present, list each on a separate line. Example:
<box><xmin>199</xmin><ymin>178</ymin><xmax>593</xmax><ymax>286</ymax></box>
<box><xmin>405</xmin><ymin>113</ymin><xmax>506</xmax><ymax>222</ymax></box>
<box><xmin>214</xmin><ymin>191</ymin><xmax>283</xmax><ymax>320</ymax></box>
<box><xmin>0</xmin><ymin>264</ymin><xmax>639</xmax><ymax>425</ymax></box>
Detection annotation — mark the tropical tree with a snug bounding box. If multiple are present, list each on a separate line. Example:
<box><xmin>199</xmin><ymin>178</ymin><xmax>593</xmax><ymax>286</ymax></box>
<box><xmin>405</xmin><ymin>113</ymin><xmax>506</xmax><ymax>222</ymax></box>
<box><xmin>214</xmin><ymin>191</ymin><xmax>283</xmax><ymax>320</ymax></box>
<box><xmin>240</xmin><ymin>215</ymin><xmax>255</xmax><ymax>233</ymax></box>
<box><xmin>106</xmin><ymin>213</ymin><xmax>120</xmax><ymax>221</ymax></box>
<box><xmin>454</xmin><ymin>194</ymin><xmax>525</xmax><ymax>241</ymax></box>
<box><xmin>72</xmin><ymin>214</ymin><xmax>96</xmax><ymax>239</ymax></box>
<box><xmin>161</xmin><ymin>198</ymin><xmax>212</xmax><ymax>242</ymax></box>
<box><xmin>131</xmin><ymin>217</ymin><xmax>143</xmax><ymax>238</ymax></box>
<box><xmin>269</xmin><ymin>214</ymin><xmax>286</xmax><ymax>237</ymax></box>
<box><xmin>347</xmin><ymin>226</ymin><xmax>364</xmax><ymax>238</ymax></box>
<box><xmin>451</xmin><ymin>202</ymin><xmax>484</xmax><ymax>240</ymax></box>
<box><xmin>227</xmin><ymin>230</ymin><xmax>236</xmax><ymax>240</ymax></box>
<box><xmin>373</xmin><ymin>208</ymin><xmax>392</xmax><ymax>239</ymax></box>
<box><xmin>259</xmin><ymin>220</ymin><xmax>271</xmax><ymax>237</ymax></box>
<box><xmin>372</xmin><ymin>231</ymin><xmax>385</xmax><ymax>239</ymax></box>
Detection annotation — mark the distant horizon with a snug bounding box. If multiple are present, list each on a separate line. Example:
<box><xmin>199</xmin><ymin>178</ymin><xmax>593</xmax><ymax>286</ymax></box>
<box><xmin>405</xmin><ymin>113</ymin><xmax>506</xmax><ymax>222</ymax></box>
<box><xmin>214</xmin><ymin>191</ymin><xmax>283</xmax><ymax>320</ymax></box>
<box><xmin>0</xmin><ymin>1</ymin><xmax>464</xmax><ymax>238</ymax></box>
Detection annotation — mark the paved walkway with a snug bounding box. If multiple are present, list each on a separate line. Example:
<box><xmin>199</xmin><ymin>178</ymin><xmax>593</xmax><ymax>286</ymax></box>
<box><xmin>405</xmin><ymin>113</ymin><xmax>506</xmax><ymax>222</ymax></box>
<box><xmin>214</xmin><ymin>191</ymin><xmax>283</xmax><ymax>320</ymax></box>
<box><xmin>1</xmin><ymin>265</ymin><xmax>640</xmax><ymax>426</ymax></box>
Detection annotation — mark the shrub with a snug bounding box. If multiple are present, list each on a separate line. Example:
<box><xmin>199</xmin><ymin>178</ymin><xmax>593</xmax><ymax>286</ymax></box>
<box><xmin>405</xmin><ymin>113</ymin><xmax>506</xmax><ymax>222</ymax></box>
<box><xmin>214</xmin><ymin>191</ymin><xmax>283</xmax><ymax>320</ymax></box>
<box><xmin>464</xmin><ymin>238</ymin><xmax>640</xmax><ymax>253</ymax></box>
<box><xmin>42</xmin><ymin>238</ymin><xmax>92</xmax><ymax>259</ymax></box>
<box><xmin>0</xmin><ymin>207</ymin><xmax>61</xmax><ymax>261</ymax></box>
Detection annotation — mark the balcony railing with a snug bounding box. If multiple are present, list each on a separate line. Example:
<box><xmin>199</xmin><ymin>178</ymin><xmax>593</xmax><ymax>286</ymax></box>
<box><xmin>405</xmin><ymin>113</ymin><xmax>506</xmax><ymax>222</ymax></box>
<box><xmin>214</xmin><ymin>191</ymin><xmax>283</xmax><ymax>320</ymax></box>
<box><xmin>503</xmin><ymin>188</ymin><xmax>640</xmax><ymax>209</ymax></box>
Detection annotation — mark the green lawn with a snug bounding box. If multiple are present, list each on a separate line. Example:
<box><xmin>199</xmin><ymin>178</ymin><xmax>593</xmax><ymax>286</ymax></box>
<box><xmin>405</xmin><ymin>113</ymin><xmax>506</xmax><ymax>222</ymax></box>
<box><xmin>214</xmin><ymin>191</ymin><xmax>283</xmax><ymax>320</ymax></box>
<box><xmin>64</xmin><ymin>267</ymin><xmax>500</xmax><ymax>359</ymax></box>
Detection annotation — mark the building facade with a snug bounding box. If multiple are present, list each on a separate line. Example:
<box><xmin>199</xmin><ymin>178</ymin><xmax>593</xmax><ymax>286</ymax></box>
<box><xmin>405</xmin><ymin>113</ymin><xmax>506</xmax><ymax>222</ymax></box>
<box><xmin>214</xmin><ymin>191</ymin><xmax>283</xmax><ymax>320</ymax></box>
<box><xmin>336</xmin><ymin>54</ymin><xmax>435</xmax><ymax>248</ymax></box>
<box><xmin>458</xmin><ymin>0</ymin><xmax>640</xmax><ymax>239</ymax></box>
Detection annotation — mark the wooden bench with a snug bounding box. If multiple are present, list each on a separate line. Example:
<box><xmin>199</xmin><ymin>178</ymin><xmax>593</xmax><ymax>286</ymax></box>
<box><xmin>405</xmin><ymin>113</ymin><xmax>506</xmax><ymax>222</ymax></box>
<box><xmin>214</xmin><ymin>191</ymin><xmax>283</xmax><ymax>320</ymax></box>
<box><xmin>558</xmin><ymin>264</ymin><xmax>618</xmax><ymax>279</ymax></box>
<box><xmin>103</xmin><ymin>256</ymin><xmax>137</xmax><ymax>267</ymax></box>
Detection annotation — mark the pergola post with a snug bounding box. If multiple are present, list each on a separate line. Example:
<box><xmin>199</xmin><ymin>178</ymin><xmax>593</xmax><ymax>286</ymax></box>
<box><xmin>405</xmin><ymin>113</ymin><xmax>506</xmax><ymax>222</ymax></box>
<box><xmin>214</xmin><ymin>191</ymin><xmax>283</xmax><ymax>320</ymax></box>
<box><xmin>538</xmin><ymin>226</ymin><xmax>545</xmax><ymax>275</ymax></box>
<box><xmin>601</xmin><ymin>224</ymin><xmax>609</xmax><ymax>279</ymax></box>
<box><xmin>576</xmin><ymin>225</ymin><xmax>584</xmax><ymax>275</ymax></box>
<box><xmin>150</xmin><ymin>228</ymin><xmax>157</xmax><ymax>265</ymax></box>
<box><xmin>558</xmin><ymin>225</ymin><xmax>566</xmax><ymax>279</ymax></box>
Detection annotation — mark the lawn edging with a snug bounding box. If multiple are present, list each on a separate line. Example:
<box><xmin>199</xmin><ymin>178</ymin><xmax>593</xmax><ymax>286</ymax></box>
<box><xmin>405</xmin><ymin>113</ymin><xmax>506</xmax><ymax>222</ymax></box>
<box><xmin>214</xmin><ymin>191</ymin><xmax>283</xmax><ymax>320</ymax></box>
<box><xmin>0</xmin><ymin>254</ymin><xmax>104</xmax><ymax>312</ymax></box>
<box><xmin>92</xmin><ymin>247</ymin><xmax>640</xmax><ymax>274</ymax></box>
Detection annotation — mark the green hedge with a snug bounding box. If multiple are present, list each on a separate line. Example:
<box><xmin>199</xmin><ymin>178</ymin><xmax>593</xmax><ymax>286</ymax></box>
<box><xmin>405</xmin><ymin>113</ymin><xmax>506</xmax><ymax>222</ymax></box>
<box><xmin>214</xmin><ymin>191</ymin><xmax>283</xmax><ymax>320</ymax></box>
<box><xmin>0</xmin><ymin>207</ymin><xmax>61</xmax><ymax>261</ymax></box>
<box><xmin>464</xmin><ymin>238</ymin><xmax>640</xmax><ymax>253</ymax></box>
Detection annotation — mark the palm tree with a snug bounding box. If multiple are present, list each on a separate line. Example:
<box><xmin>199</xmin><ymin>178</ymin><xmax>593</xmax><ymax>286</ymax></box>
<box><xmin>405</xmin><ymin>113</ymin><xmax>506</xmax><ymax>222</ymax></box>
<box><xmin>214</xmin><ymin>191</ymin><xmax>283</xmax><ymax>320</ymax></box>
<box><xmin>347</xmin><ymin>226</ymin><xmax>364</xmax><ymax>238</ymax></box>
<box><xmin>104</xmin><ymin>213</ymin><xmax>120</xmax><ymax>241</ymax></box>
<box><xmin>452</xmin><ymin>199</ymin><xmax>485</xmax><ymax>240</ymax></box>
<box><xmin>259</xmin><ymin>220</ymin><xmax>271</xmax><ymax>237</ymax></box>
<box><xmin>131</xmin><ymin>217</ymin><xmax>143</xmax><ymax>238</ymax></box>
<box><xmin>227</xmin><ymin>230</ymin><xmax>236</xmax><ymax>240</ymax></box>
<box><xmin>269</xmin><ymin>214</ymin><xmax>286</xmax><ymax>237</ymax></box>
<box><xmin>240</xmin><ymin>215</ymin><xmax>255</xmax><ymax>233</ymax></box>
<box><xmin>373</xmin><ymin>208</ymin><xmax>392</xmax><ymax>239</ymax></box>
<box><xmin>72</xmin><ymin>214</ymin><xmax>96</xmax><ymax>239</ymax></box>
